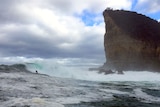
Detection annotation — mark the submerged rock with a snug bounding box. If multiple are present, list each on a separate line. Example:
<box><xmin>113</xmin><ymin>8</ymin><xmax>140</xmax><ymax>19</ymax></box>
<box><xmin>102</xmin><ymin>9</ymin><xmax>160</xmax><ymax>73</ymax></box>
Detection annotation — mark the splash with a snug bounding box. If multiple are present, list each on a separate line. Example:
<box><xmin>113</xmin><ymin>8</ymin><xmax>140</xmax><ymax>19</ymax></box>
<box><xmin>25</xmin><ymin>59</ymin><xmax>160</xmax><ymax>82</ymax></box>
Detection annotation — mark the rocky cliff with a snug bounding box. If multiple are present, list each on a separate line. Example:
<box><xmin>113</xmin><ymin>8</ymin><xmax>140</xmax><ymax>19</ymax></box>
<box><xmin>102</xmin><ymin>9</ymin><xmax>160</xmax><ymax>73</ymax></box>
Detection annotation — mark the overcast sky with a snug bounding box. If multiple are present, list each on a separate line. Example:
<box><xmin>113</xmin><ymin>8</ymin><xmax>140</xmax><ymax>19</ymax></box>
<box><xmin>0</xmin><ymin>0</ymin><xmax>160</xmax><ymax>63</ymax></box>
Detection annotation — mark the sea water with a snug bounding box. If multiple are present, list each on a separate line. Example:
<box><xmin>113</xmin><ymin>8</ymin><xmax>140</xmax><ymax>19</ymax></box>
<box><xmin>1</xmin><ymin>58</ymin><xmax>160</xmax><ymax>106</ymax></box>
<box><xmin>25</xmin><ymin>58</ymin><xmax>160</xmax><ymax>106</ymax></box>
<box><xmin>25</xmin><ymin>58</ymin><xmax>160</xmax><ymax>82</ymax></box>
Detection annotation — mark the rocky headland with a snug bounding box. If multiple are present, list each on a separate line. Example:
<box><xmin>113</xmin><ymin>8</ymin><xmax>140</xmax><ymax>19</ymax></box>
<box><xmin>100</xmin><ymin>9</ymin><xmax>160</xmax><ymax>74</ymax></box>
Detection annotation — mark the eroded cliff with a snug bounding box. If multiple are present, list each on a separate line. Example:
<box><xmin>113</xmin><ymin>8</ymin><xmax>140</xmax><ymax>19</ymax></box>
<box><xmin>102</xmin><ymin>9</ymin><xmax>160</xmax><ymax>73</ymax></box>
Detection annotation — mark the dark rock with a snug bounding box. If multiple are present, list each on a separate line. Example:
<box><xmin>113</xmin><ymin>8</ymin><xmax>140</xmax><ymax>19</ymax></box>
<box><xmin>99</xmin><ymin>69</ymin><xmax>115</xmax><ymax>74</ymax></box>
<box><xmin>117</xmin><ymin>70</ymin><xmax>124</xmax><ymax>74</ymax></box>
<box><xmin>102</xmin><ymin>9</ymin><xmax>160</xmax><ymax>72</ymax></box>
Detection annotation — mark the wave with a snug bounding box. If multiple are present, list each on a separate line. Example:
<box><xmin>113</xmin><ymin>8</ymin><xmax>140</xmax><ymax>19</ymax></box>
<box><xmin>0</xmin><ymin>61</ymin><xmax>160</xmax><ymax>82</ymax></box>
<box><xmin>25</xmin><ymin>59</ymin><xmax>160</xmax><ymax>82</ymax></box>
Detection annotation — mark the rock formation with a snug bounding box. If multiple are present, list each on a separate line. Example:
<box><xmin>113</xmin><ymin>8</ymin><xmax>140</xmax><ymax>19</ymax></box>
<box><xmin>101</xmin><ymin>9</ymin><xmax>160</xmax><ymax>73</ymax></box>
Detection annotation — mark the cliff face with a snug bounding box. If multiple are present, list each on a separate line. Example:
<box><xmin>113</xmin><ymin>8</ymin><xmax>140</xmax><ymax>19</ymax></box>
<box><xmin>102</xmin><ymin>9</ymin><xmax>160</xmax><ymax>72</ymax></box>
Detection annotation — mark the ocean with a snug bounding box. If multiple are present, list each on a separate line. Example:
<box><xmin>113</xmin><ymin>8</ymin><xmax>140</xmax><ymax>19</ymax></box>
<box><xmin>1</xmin><ymin>58</ymin><xmax>160</xmax><ymax>107</ymax></box>
<box><xmin>25</xmin><ymin>58</ymin><xmax>160</xmax><ymax>82</ymax></box>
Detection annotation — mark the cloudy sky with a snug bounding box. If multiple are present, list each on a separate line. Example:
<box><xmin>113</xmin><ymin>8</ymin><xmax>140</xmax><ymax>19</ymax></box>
<box><xmin>0</xmin><ymin>0</ymin><xmax>160</xmax><ymax>63</ymax></box>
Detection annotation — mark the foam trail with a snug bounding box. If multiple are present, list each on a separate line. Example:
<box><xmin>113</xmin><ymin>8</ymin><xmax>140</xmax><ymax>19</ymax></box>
<box><xmin>26</xmin><ymin>59</ymin><xmax>160</xmax><ymax>82</ymax></box>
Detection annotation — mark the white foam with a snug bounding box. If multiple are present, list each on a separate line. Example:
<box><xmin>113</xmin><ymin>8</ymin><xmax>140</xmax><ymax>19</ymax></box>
<box><xmin>134</xmin><ymin>88</ymin><xmax>160</xmax><ymax>103</ymax></box>
<box><xmin>1</xmin><ymin>98</ymin><xmax>64</xmax><ymax>107</ymax></box>
<box><xmin>99</xmin><ymin>89</ymin><xmax>129</xmax><ymax>95</ymax></box>
<box><xmin>25</xmin><ymin>59</ymin><xmax>160</xmax><ymax>82</ymax></box>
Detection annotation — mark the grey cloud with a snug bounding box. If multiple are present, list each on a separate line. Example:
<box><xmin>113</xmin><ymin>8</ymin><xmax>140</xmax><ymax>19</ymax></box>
<box><xmin>47</xmin><ymin>0</ymin><xmax>73</xmax><ymax>12</ymax></box>
<box><xmin>0</xmin><ymin>30</ymin><xmax>63</xmax><ymax>58</ymax></box>
<box><xmin>0</xmin><ymin>0</ymin><xmax>31</xmax><ymax>24</ymax></box>
<box><xmin>0</xmin><ymin>24</ymin><xmax>104</xmax><ymax>58</ymax></box>
<box><xmin>0</xmin><ymin>0</ymin><xmax>105</xmax><ymax>59</ymax></box>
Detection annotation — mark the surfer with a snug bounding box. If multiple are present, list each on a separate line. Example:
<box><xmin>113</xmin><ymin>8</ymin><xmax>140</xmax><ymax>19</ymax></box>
<box><xmin>36</xmin><ymin>70</ymin><xmax>38</xmax><ymax>74</ymax></box>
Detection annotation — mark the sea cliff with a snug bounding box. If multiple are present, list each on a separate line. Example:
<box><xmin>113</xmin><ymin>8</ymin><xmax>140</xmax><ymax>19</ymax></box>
<box><xmin>101</xmin><ymin>9</ymin><xmax>160</xmax><ymax>73</ymax></box>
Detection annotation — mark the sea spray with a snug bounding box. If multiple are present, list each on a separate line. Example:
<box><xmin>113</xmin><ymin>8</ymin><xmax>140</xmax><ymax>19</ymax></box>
<box><xmin>25</xmin><ymin>59</ymin><xmax>160</xmax><ymax>82</ymax></box>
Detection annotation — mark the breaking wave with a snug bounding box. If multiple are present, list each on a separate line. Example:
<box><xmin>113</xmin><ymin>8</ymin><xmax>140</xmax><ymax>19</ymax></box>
<box><xmin>25</xmin><ymin>59</ymin><xmax>160</xmax><ymax>82</ymax></box>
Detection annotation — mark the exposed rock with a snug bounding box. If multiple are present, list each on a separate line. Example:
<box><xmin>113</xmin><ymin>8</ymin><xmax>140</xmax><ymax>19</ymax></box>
<box><xmin>99</xmin><ymin>69</ymin><xmax>114</xmax><ymax>75</ymax></box>
<box><xmin>102</xmin><ymin>9</ymin><xmax>160</xmax><ymax>73</ymax></box>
